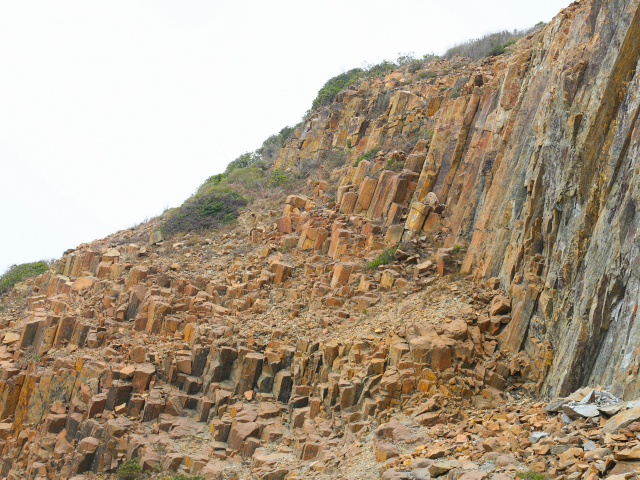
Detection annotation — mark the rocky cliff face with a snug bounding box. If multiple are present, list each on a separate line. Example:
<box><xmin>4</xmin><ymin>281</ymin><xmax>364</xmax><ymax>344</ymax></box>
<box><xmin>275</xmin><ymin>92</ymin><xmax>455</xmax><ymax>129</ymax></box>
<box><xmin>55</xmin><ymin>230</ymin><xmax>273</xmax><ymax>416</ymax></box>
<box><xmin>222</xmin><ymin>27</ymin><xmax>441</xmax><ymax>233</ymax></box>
<box><xmin>2</xmin><ymin>1</ymin><xmax>640</xmax><ymax>478</ymax></box>
<box><xmin>274</xmin><ymin>0</ymin><xmax>640</xmax><ymax>401</ymax></box>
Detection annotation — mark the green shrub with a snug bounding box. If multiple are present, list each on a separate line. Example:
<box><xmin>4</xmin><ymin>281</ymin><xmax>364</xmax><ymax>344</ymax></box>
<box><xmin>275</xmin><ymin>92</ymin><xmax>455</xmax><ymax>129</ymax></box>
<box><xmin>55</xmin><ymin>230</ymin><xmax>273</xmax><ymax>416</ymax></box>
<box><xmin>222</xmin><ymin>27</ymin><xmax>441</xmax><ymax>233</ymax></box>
<box><xmin>485</xmin><ymin>38</ymin><xmax>519</xmax><ymax>57</ymax></box>
<box><xmin>225</xmin><ymin>167</ymin><xmax>265</xmax><ymax>188</ymax></box>
<box><xmin>117</xmin><ymin>458</ymin><xmax>144</xmax><ymax>480</ymax></box>
<box><xmin>365</xmin><ymin>247</ymin><xmax>398</xmax><ymax>270</ymax></box>
<box><xmin>396</xmin><ymin>52</ymin><xmax>416</xmax><ymax>66</ymax></box>
<box><xmin>257</xmin><ymin>125</ymin><xmax>296</xmax><ymax>163</ymax></box>
<box><xmin>516</xmin><ymin>472</ymin><xmax>548</xmax><ymax>480</ymax></box>
<box><xmin>419</xmin><ymin>71</ymin><xmax>436</xmax><ymax>80</ymax></box>
<box><xmin>224</xmin><ymin>151</ymin><xmax>262</xmax><ymax>174</ymax></box>
<box><xmin>408</xmin><ymin>60</ymin><xmax>423</xmax><ymax>73</ymax></box>
<box><xmin>386</xmin><ymin>158</ymin><xmax>404</xmax><ymax>172</ymax></box>
<box><xmin>346</xmin><ymin>138</ymin><xmax>352</xmax><ymax>149</ymax></box>
<box><xmin>0</xmin><ymin>261</ymin><xmax>51</xmax><ymax>295</ymax></box>
<box><xmin>353</xmin><ymin>147</ymin><xmax>380</xmax><ymax>167</ymax></box>
<box><xmin>168</xmin><ymin>474</ymin><xmax>205</xmax><ymax>480</ymax></box>
<box><xmin>311</xmin><ymin>68</ymin><xmax>364</xmax><ymax>111</ymax></box>
<box><xmin>197</xmin><ymin>152</ymin><xmax>262</xmax><ymax>193</ymax></box>
<box><xmin>487</xmin><ymin>44</ymin><xmax>506</xmax><ymax>57</ymax></box>
<box><xmin>268</xmin><ymin>169</ymin><xmax>291</xmax><ymax>187</ymax></box>
<box><xmin>204</xmin><ymin>173</ymin><xmax>225</xmax><ymax>185</ymax></box>
<box><xmin>163</xmin><ymin>191</ymin><xmax>247</xmax><ymax>235</ymax></box>
<box><xmin>453</xmin><ymin>244</ymin><xmax>461</xmax><ymax>253</ymax></box>
<box><xmin>195</xmin><ymin>124</ymin><xmax>295</xmax><ymax>195</ymax></box>
<box><xmin>422</xmin><ymin>52</ymin><xmax>438</xmax><ymax>63</ymax></box>
<box><xmin>364</xmin><ymin>60</ymin><xmax>397</xmax><ymax>78</ymax></box>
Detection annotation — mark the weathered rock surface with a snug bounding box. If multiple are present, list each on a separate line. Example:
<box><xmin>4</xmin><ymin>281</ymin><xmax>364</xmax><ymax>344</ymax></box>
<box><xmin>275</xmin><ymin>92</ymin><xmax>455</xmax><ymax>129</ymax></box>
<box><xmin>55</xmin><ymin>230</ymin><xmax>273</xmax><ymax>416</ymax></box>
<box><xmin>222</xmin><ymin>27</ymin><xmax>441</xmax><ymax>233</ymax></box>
<box><xmin>273</xmin><ymin>0</ymin><xmax>640</xmax><ymax>402</ymax></box>
<box><xmin>1</xmin><ymin>0</ymin><xmax>640</xmax><ymax>478</ymax></box>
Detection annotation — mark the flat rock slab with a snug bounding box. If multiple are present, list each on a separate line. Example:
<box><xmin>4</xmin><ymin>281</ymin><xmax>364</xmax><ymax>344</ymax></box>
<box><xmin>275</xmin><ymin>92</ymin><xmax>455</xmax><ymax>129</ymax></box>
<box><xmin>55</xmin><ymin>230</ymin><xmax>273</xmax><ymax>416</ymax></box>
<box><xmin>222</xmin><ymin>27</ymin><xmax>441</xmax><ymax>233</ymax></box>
<box><xmin>609</xmin><ymin>460</ymin><xmax>640</xmax><ymax>476</ymax></box>
<box><xmin>604</xmin><ymin>405</ymin><xmax>640</xmax><ymax>433</ymax></box>
<box><xmin>563</xmin><ymin>404</ymin><xmax>600</xmax><ymax>419</ymax></box>
<box><xmin>2</xmin><ymin>333</ymin><xmax>19</xmax><ymax>344</ymax></box>
<box><xmin>529</xmin><ymin>431</ymin><xmax>549</xmax><ymax>444</ymax></box>
<box><xmin>598</xmin><ymin>402</ymin><xmax>626</xmax><ymax>416</ymax></box>
<box><xmin>429</xmin><ymin>460</ymin><xmax>460</xmax><ymax>477</ymax></box>
<box><xmin>544</xmin><ymin>398</ymin><xmax>567</xmax><ymax>412</ymax></box>
<box><xmin>459</xmin><ymin>472</ymin><xmax>489</xmax><ymax>480</ymax></box>
<box><xmin>413</xmin><ymin>468</ymin><xmax>431</xmax><ymax>480</ymax></box>
<box><xmin>615</xmin><ymin>448</ymin><xmax>640</xmax><ymax>461</ymax></box>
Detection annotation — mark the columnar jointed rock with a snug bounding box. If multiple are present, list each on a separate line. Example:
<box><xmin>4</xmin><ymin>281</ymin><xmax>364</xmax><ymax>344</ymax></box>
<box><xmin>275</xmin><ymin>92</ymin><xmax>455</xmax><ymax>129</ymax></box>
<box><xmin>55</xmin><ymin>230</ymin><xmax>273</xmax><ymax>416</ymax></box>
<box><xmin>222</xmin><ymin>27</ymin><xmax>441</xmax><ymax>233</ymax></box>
<box><xmin>0</xmin><ymin>1</ymin><xmax>638</xmax><ymax>477</ymax></box>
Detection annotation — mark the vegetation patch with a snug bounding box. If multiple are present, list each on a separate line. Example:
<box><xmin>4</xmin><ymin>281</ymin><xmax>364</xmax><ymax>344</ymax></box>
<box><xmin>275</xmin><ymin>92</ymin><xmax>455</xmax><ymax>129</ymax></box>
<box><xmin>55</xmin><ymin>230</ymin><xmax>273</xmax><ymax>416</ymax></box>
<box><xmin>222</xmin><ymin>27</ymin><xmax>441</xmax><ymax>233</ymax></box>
<box><xmin>257</xmin><ymin>125</ymin><xmax>295</xmax><ymax>163</ymax></box>
<box><xmin>116</xmin><ymin>459</ymin><xmax>143</xmax><ymax>480</ymax></box>
<box><xmin>310</xmin><ymin>52</ymin><xmax>435</xmax><ymax>114</ymax></box>
<box><xmin>225</xmin><ymin>167</ymin><xmax>265</xmax><ymax>189</ymax></box>
<box><xmin>487</xmin><ymin>38</ymin><xmax>518</xmax><ymax>57</ymax></box>
<box><xmin>386</xmin><ymin>157</ymin><xmax>404</xmax><ymax>172</ymax></box>
<box><xmin>268</xmin><ymin>169</ymin><xmax>292</xmax><ymax>187</ymax></box>
<box><xmin>516</xmin><ymin>472</ymin><xmax>549</xmax><ymax>480</ymax></box>
<box><xmin>443</xmin><ymin>23</ymin><xmax>545</xmax><ymax>60</ymax></box>
<box><xmin>422</xmin><ymin>52</ymin><xmax>438</xmax><ymax>63</ymax></box>
<box><xmin>419</xmin><ymin>70</ymin><xmax>437</xmax><ymax>80</ymax></box>
<box><xmin>0</xmin><ymin>261</ymin><xmax>51</xmax><ymax>294</ymax></box>
<box><xmin>324</xmin><ymin>150</ymin><xmax>349</xmax><ymax>169</ymax></box>
<box><xmin>408</xmin><ymin>60</ymin><xmax>423</xmax><ymax>73</ymax></box>
<box><xmin>311</xmin><ymin>68</ymin><xmax>364</xmax><ymax>111</ymax></box>
<box><xmin>369</xmin><ymin>93</ymin><xmax>391</xmax><ymax>119</ymax></box>
<box><xmin>365</xmin><ymin>247</ymin><xmax>398</xmax><ymax>270</ymax></box>
<box><xmin>363</xmin><ymin>60</ymin><xmax>396</xmax><ymax>78</ymax></box>
<box><xmin>449</xmin><ymin>76</ymin><xmax>469</xmax><ymax>99</ymax></box>
<box><xmin>195</xmin><ymin>125</ymin><xmax>296</xmax><ymax>196</ymax></box>
<box><xmin>353</xmin><ymin>147</ymin><xmax>380</xmax><ymax>167</ymax></box>
<box><xmin>200</xmin><ymin>152</ymin><xmax>265</xmax><ymax>192</ymax></box>
<box><xmin>162</xmin><ymin>191</ymin><xmax>247</xmax><ymax>235</ymax></box>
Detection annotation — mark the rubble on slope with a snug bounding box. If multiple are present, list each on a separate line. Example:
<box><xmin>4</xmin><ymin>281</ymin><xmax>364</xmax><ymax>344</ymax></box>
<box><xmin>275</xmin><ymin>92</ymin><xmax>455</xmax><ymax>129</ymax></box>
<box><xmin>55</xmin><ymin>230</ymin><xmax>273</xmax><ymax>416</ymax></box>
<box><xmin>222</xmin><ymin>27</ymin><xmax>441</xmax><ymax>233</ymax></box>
<box><xmin>0</xmin><ymin>190</ymin><xmax>548</xmax><ymax>479</ymax></box>
<box><xmin>1</xmin><ymin>188</ymin><xmax>636</xmax><ymax>480</ymax></box>
<box><xmin>1</xmin><ymin>1</ymin><xmax>638</xmax><ymax>478</ymax></box>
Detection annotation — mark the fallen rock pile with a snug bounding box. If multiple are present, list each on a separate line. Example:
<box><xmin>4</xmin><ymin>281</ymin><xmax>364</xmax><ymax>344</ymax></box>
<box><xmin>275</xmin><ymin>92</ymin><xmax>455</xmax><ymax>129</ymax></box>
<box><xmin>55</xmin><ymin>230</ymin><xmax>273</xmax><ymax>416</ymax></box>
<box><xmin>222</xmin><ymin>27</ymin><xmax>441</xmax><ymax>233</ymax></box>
<box><xmin>0</xmin><ymin>192</ymin><xmax>548</xmax><ymax>479</ymax></box>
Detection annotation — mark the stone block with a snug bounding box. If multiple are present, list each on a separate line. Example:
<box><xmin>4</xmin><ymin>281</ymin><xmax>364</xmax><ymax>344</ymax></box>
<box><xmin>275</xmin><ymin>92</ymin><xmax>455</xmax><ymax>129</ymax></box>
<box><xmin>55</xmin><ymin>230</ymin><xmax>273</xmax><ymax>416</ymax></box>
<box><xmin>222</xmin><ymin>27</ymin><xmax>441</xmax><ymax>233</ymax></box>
<box><xmin>149</xmin><ymin>231</ymin><xmax>163</xmax><ymax>245</ymax></box>
<box><xmin>330</xmin><ymin>262</ymin><xmax>354</xmax><ymax>288</ymax></box>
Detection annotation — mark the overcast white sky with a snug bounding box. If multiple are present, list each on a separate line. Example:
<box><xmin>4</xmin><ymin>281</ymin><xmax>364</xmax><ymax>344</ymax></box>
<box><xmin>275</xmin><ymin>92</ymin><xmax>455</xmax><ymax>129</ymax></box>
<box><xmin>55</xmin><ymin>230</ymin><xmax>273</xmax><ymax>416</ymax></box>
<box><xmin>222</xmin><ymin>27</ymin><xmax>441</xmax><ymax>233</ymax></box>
<box><xmin>0</xmin><ymin>0</ymin><xmax>571</xmax><ymax>273</ymax></box>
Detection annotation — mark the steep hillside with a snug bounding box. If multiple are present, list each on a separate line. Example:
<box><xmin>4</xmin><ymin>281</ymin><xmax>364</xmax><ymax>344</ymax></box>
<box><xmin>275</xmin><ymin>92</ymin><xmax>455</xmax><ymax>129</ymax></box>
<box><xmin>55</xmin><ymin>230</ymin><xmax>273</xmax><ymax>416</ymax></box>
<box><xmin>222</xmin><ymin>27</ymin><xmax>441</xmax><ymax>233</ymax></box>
<box><xmin>2</xmin><ymin>0</ymin><xmax>640</xmax><ymax>479</ymax></box>
<box><xmin>273</xmin><ymin>0</ymin><xmax>640</xmax><ymax>401</ymax></box>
